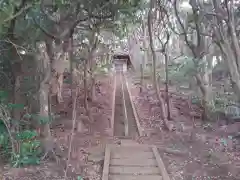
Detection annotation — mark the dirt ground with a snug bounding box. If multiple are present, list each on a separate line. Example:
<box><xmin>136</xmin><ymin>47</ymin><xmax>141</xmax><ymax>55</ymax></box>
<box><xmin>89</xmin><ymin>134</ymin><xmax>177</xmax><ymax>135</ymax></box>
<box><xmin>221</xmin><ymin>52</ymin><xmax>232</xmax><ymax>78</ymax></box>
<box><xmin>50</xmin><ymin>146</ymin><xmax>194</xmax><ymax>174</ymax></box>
<box><xmin>1</xmin><ymin>72</ymin><xmax>240</xmax><ymax>180</ymax></box>
<box><xmin>128</xmin><ymin>75</ymin><xmax>240</xmax><ymax>180</ymax></box>
<box><xmin>1</xmin><ymin>74</ymin><xmax>115</xmax><ymax>180</ymax></box>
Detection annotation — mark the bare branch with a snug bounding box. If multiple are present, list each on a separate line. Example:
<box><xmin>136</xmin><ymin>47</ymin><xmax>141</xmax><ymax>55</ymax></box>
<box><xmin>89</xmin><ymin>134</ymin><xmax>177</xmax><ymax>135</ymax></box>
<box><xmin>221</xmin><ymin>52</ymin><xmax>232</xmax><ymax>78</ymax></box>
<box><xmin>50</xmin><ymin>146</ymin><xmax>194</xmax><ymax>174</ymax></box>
<box><xmin>173</xmin><ymin>0</ymin><xmax>195</xmax><ymax>56</ymax></box>
<box><xmin>36</xmin><ymin>0</ymin><xmax>114</xmax><ymax>41</ymax></box>
<box><xmin>3</xmin><ymin>4</ymin><xmax>32</xmax><ymax>22</ymax></box>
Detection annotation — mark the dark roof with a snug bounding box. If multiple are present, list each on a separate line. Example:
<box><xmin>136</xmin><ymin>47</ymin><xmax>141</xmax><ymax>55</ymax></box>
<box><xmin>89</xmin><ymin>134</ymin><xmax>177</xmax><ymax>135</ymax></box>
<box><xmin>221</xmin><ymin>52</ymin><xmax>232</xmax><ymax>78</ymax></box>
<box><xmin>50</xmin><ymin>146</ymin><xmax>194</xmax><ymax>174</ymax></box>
<box><xmin>113</xmin><ymin>54</ymin><xmax>132</xmax><ymax>66</ymax></box>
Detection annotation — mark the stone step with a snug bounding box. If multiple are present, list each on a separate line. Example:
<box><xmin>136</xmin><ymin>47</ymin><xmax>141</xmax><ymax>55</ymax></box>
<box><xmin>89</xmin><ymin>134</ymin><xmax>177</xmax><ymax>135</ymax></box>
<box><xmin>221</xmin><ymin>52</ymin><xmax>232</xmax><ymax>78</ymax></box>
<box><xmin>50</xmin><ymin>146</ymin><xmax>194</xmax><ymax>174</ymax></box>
<box><xmin>110</xmin><ymin>158</ymin><xmax>158</xmax><ymax>166</ymax></box>
<box><xmin>109</xmin><ymin>166</ymin><xmax>160</xmax><ymax>175</ymax></box>
<box><xmin>109</xmin><ymin>175</ymin><xmax>162</xmax><ymax>180</ymax></box>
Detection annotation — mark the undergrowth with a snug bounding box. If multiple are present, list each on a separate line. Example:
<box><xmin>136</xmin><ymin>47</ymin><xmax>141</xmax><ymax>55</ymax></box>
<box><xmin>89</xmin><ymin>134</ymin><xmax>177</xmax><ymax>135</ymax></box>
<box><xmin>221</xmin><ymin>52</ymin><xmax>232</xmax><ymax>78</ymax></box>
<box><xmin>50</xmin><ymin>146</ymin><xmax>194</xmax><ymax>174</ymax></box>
<box><xmin>0</xmin><ymin>90</ymin><xmax>46</xmax><ymax>167</ymax></box>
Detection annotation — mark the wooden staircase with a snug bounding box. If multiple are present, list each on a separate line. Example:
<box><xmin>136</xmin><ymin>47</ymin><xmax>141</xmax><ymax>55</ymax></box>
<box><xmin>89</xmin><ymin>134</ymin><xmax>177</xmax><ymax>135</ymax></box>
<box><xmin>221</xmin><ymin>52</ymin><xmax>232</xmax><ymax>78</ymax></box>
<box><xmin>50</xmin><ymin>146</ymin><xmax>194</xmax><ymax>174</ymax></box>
<box><xmin>102</xmin><ymin>140</ymin><xmax>171</xmax><ymax>180</ymax></box>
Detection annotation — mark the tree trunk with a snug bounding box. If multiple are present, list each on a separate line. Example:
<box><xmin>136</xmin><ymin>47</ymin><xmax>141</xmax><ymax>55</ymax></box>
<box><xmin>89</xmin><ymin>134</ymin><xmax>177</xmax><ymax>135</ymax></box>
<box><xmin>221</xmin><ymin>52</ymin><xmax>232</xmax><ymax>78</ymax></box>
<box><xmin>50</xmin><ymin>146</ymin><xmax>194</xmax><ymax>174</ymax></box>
<box><xmin>37</xmin><ymin>42</ymin><xmax>52</xmax><ymax>138</ymax></box>
<box><xmin>83</xmin><ymin>59</ymin><xmax>88</xmax><ymax>112</ymax></box>
<box><xmin>88</xmin><ymin>55</ymin><xmax>96</xmax><ymax>102</ymax></box>
<box><xmin>7</xmin><ymin>45</ymin><xmax>23</xmax><ymax>136</ymax></box>
<box><xmin>142</xmin><ymin>18</ymin><xmax>148</xmax><ymax>69</ymax></box>
<box><xmin>147</xmin><ymin>5</ymin><xmax>157</xmax><ymax>89</ymax></box>
<box><xmin>12</xmin><ymin>76</ymin><xmax>22</xmax><ymax>129</ymax></box>
<box><xmin>12</xmin><ymin>75</ymin><xmax>22</xmax><ymax>153</ymax></box>
<box><xmin>140</xmin><ymin>63</ymin><xmax>143</xmax><ymax>93</ymax></box>
<box><xmin>40</xmin><ymin>83</ymin><xmax>51</xmax><ymax>138</ymax></box>
<box><xmin>211</xmin><ymin>0</ymin><xmax>240</xmax><ymax>101</ymax></box>
<box><xmin>91</xmin><ymin>76</ymin><xmax>95</xmax><ymax>101</ymax></box>
<box><xmin>195</xmin><ymin>73</ymin><xmax>212</xmax><ymax>120</ymax></box>
<box><xmin>218</xmin><ymin>43</ymin><xmax>240</xmax><ymax>101</ymax></box>
<box><xmin>164</xmin><ymin>53</ymin><xmax>171</xmax><ymax>121</ymax></box>
<box><xmin>46</xmin><ymin>40</ymin><xmax>66</xmax><ymax>104</ymax></box>
<box><xmin>69</xmin><ymin>35</ymin><xmax>74</xmax><ymax>103</ymax></box>
<box><xmin>88</xmin><ymin>32</ymin><xmax>98</xmax><ymax>102</ymax></box>
<box><xmin>148</xmin><ymin>0</ymin><xmax>172</xmax><ymax>131</ymax></box>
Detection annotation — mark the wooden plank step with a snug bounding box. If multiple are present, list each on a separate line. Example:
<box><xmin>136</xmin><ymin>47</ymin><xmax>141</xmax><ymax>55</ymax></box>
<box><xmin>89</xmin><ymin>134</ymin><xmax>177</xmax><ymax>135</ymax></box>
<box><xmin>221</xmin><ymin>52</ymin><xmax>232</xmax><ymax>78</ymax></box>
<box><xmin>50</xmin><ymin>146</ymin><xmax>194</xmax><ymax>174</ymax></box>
<box><xmin>110</xmin><ymin>146</ymin><xmax>152</xmax><ymax>153</ymax></box>
<box><xmin>111</xmin><ymin>151</ymin><xmax>155</xmax><ymax>159</ymax></box>
<box><xmin>102</xmin><ymin>145</ymin><xmax>111</xmax><ymax>180</ymax></box>
<box><xmin>109</xmin><ymin>166</ymin><xmax>160</xmax><ymax>175</ymax></box>
<box><xmin>152</xmin><ymin>146</ymin><xmax>171</xmax><ymax>180</ymax></box>
<box><xmin>110</xmin><ymin>158</ymin><xmax>158</xmax><ymax>166</ymax></box>
<box><xmin>119</xmin><ymin>139</ymin><xmax>139</xmax><ymax>146</ymax></box>
<box><xmin>109</xmin><ymin>175</ymin><xmax>162</xmax><ymax>180</ymax></box>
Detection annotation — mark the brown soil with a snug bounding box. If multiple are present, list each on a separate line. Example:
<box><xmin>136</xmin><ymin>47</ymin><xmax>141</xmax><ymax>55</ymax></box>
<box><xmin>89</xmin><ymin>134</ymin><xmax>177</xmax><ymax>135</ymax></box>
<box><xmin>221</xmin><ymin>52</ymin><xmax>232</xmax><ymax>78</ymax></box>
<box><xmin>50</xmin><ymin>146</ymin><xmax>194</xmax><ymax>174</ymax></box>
<box><xmin>1</xmin><ymin>74</ymin><xmax>115</xmax><ymax>180</ymax></box>
<box><xmin>128</xmin><ymin>75</ymin><xmax>240</xmax><ymax>180</ymax></box>
<box><xmin>2</xmin><ymin>72</ymin><xmax>240</xmax><ymax>180</ymax></box>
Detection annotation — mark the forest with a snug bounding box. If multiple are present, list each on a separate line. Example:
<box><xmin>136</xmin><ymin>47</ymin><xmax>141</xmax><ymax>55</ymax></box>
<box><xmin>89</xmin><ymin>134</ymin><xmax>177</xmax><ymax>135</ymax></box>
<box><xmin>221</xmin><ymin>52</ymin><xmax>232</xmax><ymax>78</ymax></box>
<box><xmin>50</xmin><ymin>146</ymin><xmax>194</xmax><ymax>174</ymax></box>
<box><xmin>0</xmin><ymin>0</ymin><xmax>239</xmax><ymax>180</ymax></box>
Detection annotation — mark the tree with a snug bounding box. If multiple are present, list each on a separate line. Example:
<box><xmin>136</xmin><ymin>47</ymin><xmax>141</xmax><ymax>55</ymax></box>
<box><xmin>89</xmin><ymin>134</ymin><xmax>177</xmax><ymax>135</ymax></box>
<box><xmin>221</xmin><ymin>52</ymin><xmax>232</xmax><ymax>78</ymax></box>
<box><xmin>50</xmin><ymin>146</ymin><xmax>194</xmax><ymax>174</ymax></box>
<box><xmin>148</xmin><ymin>0</ymin><xmax>173</xmax><ymax>130</ymax></box>
<box><xmin>172</xmin><ymin>0</ymin><xmax>214</xmax><ymax>120</ymax></box>
<box><xmin>0</xmin><ymin>0</ymin><xmax>143</xmax><ymax>165</ymax></box>
<box><xmin>209</xmin><ymin>0</ymin><xmax>240</xmax><ymax>100</ymax></box>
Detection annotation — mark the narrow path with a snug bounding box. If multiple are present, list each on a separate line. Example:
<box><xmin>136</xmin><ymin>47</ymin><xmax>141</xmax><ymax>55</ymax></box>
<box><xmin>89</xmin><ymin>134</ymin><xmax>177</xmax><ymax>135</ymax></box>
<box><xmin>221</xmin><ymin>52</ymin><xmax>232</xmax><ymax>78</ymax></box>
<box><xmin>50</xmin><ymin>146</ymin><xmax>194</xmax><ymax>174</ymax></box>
<box><xmin>102</xmin><ymin>139</ymin><xmax>171</xmax><ymax>180</ymax></box>
<box><xmin>121</xmin><ymin>75</ymin><xmax>138</xmax><ymax>138</ymax></box>
<box><xmin>113</xmin><ymin>72</ymin><xmax>138</xmax><ymax>138</ymax></box>
<box><xmin>105</xmin><ymin>72</ymin><xmax>171</xmax><ymax>180</ymax></box>
<box><xmin>114</xmin><ymin>73</ymin><xmax>125</xmax><ymax>136</ymax></box>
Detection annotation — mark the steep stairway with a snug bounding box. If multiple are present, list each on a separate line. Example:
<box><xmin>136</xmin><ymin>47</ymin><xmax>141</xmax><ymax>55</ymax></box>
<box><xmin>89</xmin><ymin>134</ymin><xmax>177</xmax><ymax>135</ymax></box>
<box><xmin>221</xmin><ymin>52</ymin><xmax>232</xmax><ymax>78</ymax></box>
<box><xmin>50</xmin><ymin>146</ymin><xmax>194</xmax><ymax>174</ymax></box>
<box><xmin>102</xmin><ymin>140</ymin><xmax>170</xmax><ymax>180</ymax></box>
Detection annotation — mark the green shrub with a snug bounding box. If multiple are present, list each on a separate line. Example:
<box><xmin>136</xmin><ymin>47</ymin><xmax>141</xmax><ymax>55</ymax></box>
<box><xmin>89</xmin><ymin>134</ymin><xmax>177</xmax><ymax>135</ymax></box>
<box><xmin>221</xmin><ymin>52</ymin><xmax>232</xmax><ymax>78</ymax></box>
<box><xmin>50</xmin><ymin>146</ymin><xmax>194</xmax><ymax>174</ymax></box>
<box><xmin>11</xmin><ymin>130</ymin><xmax>42</xmax><ymax>167</ymax></box>
<box><xmin>0</xmin><ymin>130</ymin><xmax>10</xmax><ymax>158</ymax></box>
<box><xmin>0</xmin><ymin>90</ymin><xmax>44</xmax><ymax>167</ymax></box>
